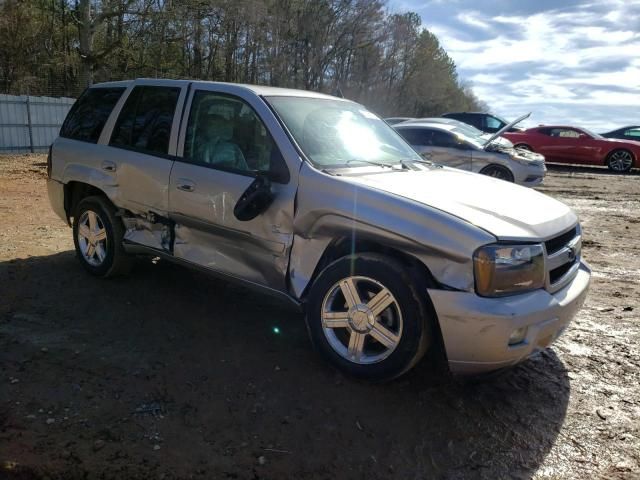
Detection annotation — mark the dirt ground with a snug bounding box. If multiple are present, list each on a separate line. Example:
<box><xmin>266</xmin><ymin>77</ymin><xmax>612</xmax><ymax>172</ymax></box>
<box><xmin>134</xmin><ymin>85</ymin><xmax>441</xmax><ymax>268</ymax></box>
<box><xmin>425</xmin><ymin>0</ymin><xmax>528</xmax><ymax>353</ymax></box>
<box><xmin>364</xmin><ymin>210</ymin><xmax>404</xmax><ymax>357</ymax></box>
<box><xmin>0</xmin><ymin>154</ymin><xmax>638</xmax><ymax>480</ymax></box>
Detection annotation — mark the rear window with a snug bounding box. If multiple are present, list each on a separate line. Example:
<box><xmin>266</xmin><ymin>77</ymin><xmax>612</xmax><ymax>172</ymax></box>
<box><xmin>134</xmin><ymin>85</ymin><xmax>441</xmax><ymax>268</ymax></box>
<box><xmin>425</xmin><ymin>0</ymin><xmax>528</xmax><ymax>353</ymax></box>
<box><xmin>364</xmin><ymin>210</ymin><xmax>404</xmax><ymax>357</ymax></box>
<box><xmin>110</xmin><ymin>86</ymin><xmax>180</xmax><ymax>156</ymax></box>
<box><xmin>60</xmin><ymin>87</ymin><xmax>125</xmax><ymax>143</ymax></box>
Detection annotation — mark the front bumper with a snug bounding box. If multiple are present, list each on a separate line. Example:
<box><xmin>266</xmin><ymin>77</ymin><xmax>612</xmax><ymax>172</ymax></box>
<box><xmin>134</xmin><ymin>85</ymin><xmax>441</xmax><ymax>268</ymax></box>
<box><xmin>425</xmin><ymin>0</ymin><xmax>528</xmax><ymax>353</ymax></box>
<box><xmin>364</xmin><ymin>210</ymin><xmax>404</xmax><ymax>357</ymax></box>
<box><xmin>513</xmin><ymin>162</ymin><xmax>546</xmax><ymax>187</ymax></box>
<box><xmin>428</xmin><ymin>260</ymin><xmax>590</xmax><ymax>375</ymax></box>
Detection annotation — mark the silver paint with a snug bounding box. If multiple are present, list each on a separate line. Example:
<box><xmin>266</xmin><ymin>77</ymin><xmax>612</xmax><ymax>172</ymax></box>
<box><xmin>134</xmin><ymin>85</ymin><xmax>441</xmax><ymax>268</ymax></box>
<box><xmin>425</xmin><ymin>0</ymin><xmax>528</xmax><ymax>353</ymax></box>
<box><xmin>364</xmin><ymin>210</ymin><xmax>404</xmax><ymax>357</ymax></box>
<box><xmin>48</xmin><ymin>79</ymin><xmax>591</xmax><ymax>374</ymax></box>
<box><xmin>395</xmin><ymin>122</ymin><xmax>547</xmax><ymax>186</ymax></box>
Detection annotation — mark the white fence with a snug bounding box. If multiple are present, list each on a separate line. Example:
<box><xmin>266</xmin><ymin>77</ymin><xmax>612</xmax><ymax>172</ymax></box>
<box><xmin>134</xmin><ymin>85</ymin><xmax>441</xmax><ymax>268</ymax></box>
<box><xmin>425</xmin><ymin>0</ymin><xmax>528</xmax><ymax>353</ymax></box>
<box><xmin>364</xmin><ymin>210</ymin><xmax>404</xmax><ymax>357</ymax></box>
<box><xmin>0</xmin><ymin>94</ymin><xmax>76</xmax><ymax>154</ymax></box>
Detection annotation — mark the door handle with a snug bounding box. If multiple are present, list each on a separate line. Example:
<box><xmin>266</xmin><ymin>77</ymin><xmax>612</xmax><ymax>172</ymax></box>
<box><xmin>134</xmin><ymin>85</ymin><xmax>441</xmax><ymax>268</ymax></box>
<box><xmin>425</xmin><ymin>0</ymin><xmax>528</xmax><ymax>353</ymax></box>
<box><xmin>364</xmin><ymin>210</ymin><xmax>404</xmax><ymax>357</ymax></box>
<box><xmin>101</xmin><ymin>160</ymin><xmax>117</xmax><ymax>172</ymax></box>
<box><xmin>176</xmin><ymin>179</ymin><xmax>195</xmax><ymax>192</ymax></box>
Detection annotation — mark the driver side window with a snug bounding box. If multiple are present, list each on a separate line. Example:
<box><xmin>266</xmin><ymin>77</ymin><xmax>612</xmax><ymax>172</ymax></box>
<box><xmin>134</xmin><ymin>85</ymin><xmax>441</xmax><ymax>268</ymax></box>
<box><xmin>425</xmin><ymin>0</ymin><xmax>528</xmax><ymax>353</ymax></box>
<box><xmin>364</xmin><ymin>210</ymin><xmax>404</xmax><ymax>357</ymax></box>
<box><xmin>183</xmin><ymin>91</ymin><xmax>288</xmax><ymax>182</ymax></box>
<box><xmin>431</xmin><ymin>130</ymin><xmax>456</xmax><ymax>148</ymax></box>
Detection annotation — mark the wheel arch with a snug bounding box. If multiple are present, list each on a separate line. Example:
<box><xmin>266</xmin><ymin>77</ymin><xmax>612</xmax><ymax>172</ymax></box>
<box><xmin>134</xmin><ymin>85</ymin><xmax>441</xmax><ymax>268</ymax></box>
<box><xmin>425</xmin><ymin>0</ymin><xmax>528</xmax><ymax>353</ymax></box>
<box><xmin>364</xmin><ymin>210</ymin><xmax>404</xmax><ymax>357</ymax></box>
<box><xmin>300</xmin><ymin>236</ymin><xmax>450</xmax><ymax>370</ymax></box>
<box><xmin>479</xmin><ymin>163</ymin><xmax>515</xmax><ymax>181</ymax></box>
<box><xmin>605</xmin><ymin>147</ymin><xmax>636</xmax><ymax>167</ymax></box>
<box><xmin>64</xmin><ymin>181</ymin><xmax>112</xmax><ymax>225</ymax></box>
<box><xmin>301</xmin><ymin>236</ymin><xmax>440</xmax><ymax>299</ymax></box>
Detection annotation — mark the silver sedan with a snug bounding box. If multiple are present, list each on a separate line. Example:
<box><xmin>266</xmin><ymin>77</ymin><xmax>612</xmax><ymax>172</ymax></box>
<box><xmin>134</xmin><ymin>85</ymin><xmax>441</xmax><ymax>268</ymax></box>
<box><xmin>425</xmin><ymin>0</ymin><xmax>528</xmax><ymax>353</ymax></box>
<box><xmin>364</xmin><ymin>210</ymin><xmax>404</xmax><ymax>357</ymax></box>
<box><xmin>395</xmin><ymin>119</ymin><xmax>546</xmax><ymax>186</ymax></box>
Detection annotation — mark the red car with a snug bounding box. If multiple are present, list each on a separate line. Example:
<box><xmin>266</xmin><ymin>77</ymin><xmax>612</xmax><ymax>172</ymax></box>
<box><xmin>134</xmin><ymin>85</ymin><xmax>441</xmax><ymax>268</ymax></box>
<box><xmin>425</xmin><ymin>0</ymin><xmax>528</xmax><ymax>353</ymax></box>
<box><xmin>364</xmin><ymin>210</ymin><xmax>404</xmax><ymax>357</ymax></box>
<box><xmin>503</xmin><ymin>126</ymin><xmax>639</xmax><ymax>173</ymax></box>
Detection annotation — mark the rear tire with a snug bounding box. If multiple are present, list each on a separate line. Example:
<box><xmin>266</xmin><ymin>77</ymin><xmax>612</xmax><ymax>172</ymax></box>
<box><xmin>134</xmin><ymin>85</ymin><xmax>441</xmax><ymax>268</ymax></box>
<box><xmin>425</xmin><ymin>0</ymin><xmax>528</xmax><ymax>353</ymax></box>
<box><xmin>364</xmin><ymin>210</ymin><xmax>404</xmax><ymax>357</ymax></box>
<box><xmin>606</xmin><ymin>149</ymin><xmax>634</xmax><ymax>173</ymax></box>
<box><xmin>72</xmin><ymin>196</ymin><xmax>133</xmax><ymax>277</ymax></box>
<box><xmin>479</xmin><ymin>164</ymin><xmax>515</xmax><ymax>182</ymax></box>
<box><xmin>305</xmin><ymin>253</ymin><xmax>432</xmax><ymax>382</ymax></box>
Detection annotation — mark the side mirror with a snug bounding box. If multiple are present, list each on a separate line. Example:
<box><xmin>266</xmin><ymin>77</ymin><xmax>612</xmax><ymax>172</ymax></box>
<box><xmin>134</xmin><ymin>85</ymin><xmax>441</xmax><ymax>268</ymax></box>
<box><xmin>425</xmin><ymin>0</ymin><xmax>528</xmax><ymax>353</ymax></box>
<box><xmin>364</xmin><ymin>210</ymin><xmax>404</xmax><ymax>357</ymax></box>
<box><xmin>233</xmin><ymin>174</ymin><xmax>275</xmax><ymax>221</ymax></box>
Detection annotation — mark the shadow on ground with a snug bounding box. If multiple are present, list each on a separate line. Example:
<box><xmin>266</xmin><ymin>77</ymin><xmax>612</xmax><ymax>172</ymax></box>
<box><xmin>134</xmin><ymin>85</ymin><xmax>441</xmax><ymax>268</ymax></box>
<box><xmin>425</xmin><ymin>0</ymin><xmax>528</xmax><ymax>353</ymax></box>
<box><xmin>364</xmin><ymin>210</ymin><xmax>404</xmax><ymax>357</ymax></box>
<box><xmin>1</xmin><ymin>252</ymin><xmax>570</xmax><ymax>479</ymax></box>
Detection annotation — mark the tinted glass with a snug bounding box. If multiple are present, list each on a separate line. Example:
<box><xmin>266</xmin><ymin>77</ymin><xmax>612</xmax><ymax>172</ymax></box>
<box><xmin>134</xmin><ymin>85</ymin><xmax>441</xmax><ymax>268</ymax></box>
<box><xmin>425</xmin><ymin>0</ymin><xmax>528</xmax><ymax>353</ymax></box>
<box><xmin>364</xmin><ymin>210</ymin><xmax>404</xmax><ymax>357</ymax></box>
<box><xmin>461</xmin><ymin>114</ymin><xmax>482</xmax><ymax>129</ymax></box>
<box><xmin>183</xmin><ymin>91</ymin><xmax>289</xmax><ymax>182</ymax></box>
<box><xmin>625</xmin><ymin>128</ymin><xmax>640</xmax><ymax>138</ymax></box>
<box><xmin>431</xmin><ymin>130</ymin><xmax>456</xmax><ymax>147</ymax></box>
<box><xmin>110</xmin><ymin>86</ymin><xmax>180</xmax><ymax>155</ymax></box>
<box><xmin>396</xmin><ymin>128</ymin><xmax>432</xmax><ymax>146</ymax></box>
<box><xmin>485</xmin><ymin>116</ymin><xmax>503</xmax><ymax>130</ymax></box>
<box><xmin>60</xmin><ymin>87</ymin><xmax>125</xmax><ymax>143</ymax></box>
<box><xmin>265</xmin><ymin>96</ymin><xmax>422</xmax><ymax>168</ymax></box>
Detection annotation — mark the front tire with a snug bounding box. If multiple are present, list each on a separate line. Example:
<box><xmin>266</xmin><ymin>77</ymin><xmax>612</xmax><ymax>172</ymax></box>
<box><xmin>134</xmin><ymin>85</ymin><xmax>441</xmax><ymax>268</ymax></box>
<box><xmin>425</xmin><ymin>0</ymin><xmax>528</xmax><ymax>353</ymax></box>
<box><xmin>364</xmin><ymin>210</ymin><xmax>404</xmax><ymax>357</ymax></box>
<box><xmin>305</xmin><ymin>254</ymin><xmax>432</xmax><ymax>381</ymax></box>
<box><xmin>479</xmin><ymin>164</ymin><xmax>515</xmax><ymax>182</ymax></box>
<box><xmin>72</xmin><ymin>196</ymin><xmax>132</xmax><ymax>277</ymax></box>
<box><xmin>607</xmin><ymin>149</ymin><xmax>634</xmax><ymax>173</ymax></box>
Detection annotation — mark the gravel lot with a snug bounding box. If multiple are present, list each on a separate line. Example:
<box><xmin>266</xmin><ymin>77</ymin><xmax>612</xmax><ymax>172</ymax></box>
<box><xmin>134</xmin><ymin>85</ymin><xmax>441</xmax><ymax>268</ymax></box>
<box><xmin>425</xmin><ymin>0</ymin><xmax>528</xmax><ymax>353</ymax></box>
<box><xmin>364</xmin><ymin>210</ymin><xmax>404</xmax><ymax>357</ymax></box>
<box><xmin>1</xmin><ymin>154</ymin><xmax>638</xmax><ymax>479</ymax></box>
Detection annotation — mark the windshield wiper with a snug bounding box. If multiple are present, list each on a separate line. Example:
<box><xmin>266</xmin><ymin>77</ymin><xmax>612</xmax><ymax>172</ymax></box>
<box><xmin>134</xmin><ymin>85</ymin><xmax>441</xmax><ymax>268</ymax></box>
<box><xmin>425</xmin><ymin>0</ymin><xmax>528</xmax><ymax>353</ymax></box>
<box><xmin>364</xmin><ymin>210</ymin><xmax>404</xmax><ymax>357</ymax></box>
<box><xmin>400</xmin><ymin>157</ymin><xmax>442</xmax><ymax>169</ymax></box>
<box><xmin>345</xmin><ymin>159</ymin><xmax>403</xmax><ymax>170</ymax></box>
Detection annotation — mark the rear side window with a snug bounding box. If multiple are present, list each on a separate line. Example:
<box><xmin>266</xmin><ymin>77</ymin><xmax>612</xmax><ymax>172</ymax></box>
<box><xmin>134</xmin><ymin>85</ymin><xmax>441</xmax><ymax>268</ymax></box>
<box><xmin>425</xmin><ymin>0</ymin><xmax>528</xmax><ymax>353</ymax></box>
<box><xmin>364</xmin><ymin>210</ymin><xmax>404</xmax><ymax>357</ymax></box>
<box><xmin>60</xmin><ymin>87</ymin><xmax>125</xmax><ymax>143</ymax></box>
<box><xmin>110</xmin><ymin>86</ymin><xmax>180</xmax><ymax>155</ymax></box>
<box><xmin>431</xmin><ymin>130</ymin><xmax>456</xmax><ymax>148</ymax></box>
<box><xmin>465</xmin><ymin>115</ymin><xmax>482</xmax><ymax>129</ymax></box>
<box><xmin>397</xmin><ymin>128</ymin><xmax>432</xmax><ymax>146</ymax></box>
<box><xmin>446</xmin><ymin>113</ymin><xmax>480</xmax><ymax>129</ymax></box>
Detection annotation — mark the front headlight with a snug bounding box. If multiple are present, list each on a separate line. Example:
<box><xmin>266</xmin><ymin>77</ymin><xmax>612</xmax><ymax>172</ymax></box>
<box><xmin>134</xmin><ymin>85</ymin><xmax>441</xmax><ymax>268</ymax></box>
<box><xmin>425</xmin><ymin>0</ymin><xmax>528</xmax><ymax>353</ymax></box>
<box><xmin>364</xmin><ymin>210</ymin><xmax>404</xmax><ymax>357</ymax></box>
<box><xmin>474</xmin><ymin>244</ymin><xmax>545</xmax><ymax>297</ymax></box>
<box><xmin>511</xmin><ymin>152</ymin><xmax>545</xmax><ymax>167</ymax></box>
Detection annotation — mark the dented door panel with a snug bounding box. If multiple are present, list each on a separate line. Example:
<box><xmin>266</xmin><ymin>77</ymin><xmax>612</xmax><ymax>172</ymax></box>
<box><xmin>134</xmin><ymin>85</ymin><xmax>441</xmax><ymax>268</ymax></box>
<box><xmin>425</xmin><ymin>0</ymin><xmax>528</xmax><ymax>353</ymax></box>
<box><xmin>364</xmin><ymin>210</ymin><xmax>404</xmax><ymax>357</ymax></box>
<box><xmin>168</xmin><ymin>163</ymin><xmax>294</xmax><ymax>289</ymax></box>
<box><xmin>428</xmin><ymin>146</ymin><xmax>471</xmax><ymax>170</ymax></box>
<box><xmin>168</xmin><ymin>84</ymin><xmax>300</xmax><ymax>291</ymax></box>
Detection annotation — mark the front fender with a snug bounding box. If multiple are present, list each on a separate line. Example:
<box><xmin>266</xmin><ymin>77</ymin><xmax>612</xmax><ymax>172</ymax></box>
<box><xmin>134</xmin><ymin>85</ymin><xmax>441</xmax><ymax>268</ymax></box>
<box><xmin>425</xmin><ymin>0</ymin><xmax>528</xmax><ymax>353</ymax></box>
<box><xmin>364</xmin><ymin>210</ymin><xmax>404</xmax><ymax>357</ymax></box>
<box><xmin>289</xmin><ymin>164</ymin><xmax>496</xmax><ymax>298</ymax></box>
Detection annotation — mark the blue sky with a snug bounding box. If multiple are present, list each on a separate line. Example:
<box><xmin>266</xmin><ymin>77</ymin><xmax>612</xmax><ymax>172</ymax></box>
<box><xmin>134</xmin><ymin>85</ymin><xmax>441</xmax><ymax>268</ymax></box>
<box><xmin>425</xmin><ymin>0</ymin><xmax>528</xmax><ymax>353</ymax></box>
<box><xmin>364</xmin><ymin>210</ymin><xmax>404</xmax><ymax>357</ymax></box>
<box><xmin>389</xmin><ymin>0</ymin><xmax>640</xmax><ymax>131</ymax></box>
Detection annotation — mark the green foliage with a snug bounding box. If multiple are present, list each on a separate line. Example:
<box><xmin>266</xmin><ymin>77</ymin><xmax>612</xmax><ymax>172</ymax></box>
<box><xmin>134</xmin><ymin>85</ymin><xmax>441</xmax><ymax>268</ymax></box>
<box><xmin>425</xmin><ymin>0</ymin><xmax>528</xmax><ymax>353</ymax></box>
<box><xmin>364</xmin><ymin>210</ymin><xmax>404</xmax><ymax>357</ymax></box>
<box><xmin>0</xmin><ymin>0</ymin><xmax>487</xmax><ymax>114</ymax></box>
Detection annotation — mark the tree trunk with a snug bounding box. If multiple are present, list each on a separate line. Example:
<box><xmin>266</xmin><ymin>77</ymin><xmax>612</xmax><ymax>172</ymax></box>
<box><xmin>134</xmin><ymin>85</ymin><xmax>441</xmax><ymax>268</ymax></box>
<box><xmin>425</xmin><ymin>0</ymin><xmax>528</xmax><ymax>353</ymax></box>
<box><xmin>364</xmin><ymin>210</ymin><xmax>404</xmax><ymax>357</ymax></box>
<box><xmin>77</xmin><ymin>0</ymin><xmax>93</xmax><ymax>88</ymax></box>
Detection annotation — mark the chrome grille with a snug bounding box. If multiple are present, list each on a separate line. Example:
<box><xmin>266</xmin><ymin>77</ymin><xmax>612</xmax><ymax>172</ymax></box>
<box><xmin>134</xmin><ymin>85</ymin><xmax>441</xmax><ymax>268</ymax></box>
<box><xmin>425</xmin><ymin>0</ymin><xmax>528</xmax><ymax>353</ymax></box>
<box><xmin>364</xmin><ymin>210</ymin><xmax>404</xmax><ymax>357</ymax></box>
<box><xmin>545</xmin><ymin>224</ymin><xmax>581</xmax><ymax>292</ymax></box>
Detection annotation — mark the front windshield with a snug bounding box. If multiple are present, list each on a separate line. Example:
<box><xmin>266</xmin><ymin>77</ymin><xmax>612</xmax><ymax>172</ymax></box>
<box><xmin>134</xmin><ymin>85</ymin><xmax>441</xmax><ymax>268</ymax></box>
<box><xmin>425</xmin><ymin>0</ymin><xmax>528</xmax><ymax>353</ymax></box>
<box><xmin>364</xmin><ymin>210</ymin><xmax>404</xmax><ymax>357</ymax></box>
<box><xmin>265</xmin><ymin>96</ymin><xmax>423</xmax><ymax>168</ymax></box>
<box><xmin>454</xmin><ymin>123</ymin><xmax>486</xmax><ymax>140</ymax></box>
<box><xmin>450</xmin><ymin>127</ymin><xmax>486</xmax><ymax>149</ymax></box>
<box><xmin>581</xmin><ymin>128</ymin><xmax>603</xmax><ymax>139</ymax></box>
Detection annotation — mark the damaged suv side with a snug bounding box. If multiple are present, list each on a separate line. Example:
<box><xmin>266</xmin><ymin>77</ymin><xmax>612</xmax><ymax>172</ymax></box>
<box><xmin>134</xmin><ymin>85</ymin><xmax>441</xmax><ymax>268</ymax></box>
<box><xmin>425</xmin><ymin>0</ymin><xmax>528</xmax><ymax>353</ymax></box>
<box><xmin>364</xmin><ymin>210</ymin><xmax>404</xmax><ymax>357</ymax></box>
<box><xmin>48</xmin><ymin>79</ymin><xmax>591</xmax><ymax>381</ymax></box>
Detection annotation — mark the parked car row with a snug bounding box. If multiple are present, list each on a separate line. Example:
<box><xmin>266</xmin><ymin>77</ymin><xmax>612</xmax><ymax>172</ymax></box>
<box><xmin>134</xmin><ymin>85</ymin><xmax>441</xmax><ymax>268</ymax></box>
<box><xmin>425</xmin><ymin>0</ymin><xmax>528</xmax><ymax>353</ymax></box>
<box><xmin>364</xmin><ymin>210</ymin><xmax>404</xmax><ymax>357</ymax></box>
<box><xmin>48</xmin><ymin>79</ymin><xmax>590</xmax><ymax>381</ymax></box>
<box><xmin>387</xmin><ymin>113</ymin><xmax>638</xmax><ymax>175</ymax></box>
<box><xmin>393</xmin><ymin>114</ymin><xmax>546</xmax><ymax>187</ymax></box>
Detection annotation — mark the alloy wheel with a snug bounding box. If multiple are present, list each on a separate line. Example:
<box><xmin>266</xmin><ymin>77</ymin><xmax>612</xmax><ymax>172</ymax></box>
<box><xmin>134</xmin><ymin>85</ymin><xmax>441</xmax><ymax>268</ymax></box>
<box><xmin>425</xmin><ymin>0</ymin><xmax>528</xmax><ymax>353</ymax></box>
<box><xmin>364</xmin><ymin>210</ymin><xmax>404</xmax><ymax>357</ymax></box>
<box><xmin>483</xmin><ymin>165</ymin><xmax>513</xmax><ymax>181</ymax></box>
<box><xmin>321</xmin><ymin>276</ymin><xmax>403</xmax><ymax>364</ymax></box>
<box><xmin>608</xmin><ymin>150</ymin><xmax>633</xmax><ymax>172</ymax></box>
<box><xmin>77</xmin><ymin>210</ymin><xmax>108</xmax><ymax>266</ymax></box>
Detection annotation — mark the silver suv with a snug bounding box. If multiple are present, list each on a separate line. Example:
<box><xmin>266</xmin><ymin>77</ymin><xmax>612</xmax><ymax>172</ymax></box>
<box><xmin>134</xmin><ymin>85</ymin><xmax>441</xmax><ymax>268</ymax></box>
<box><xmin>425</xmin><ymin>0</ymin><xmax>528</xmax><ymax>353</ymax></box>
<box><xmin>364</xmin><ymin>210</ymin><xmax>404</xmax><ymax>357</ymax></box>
<box><xmin>47</xmin><ymin>79</ymin><xmax>591</xmax><ymax>381</ymax></box>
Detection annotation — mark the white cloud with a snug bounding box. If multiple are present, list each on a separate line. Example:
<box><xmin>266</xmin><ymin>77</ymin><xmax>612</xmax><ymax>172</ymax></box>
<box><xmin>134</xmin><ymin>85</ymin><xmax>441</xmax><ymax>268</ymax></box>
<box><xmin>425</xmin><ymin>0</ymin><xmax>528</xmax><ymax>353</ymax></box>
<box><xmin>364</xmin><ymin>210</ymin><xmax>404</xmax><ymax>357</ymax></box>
<box><xmin>398</xmin><ymin>0</ymin><xmax>640</xmax><ymax>130</ymax></box>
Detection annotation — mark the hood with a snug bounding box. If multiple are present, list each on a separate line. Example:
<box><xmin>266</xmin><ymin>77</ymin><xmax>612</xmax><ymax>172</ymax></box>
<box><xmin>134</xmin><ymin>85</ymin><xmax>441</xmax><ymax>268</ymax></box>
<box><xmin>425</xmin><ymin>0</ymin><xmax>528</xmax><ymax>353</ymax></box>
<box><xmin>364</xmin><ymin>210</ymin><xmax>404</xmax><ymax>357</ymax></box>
<box><xmin>344</xmin><ymin>167</ymin><xmax>576</xmax><ymax>240</ymax></box>
<box><xmin>486</xmin><ymin>143</ymin><xmax>546</xmax><ymax>164</ymax></box>
<box><xmin>484</xmin><ymin>112</ymin><xmax>531</xmax><ymax>150</ymax></box>
<box><xmin>481</xmin><ymin>133</ymin><xmax>512</xmax><ymax>148</ymax></box>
